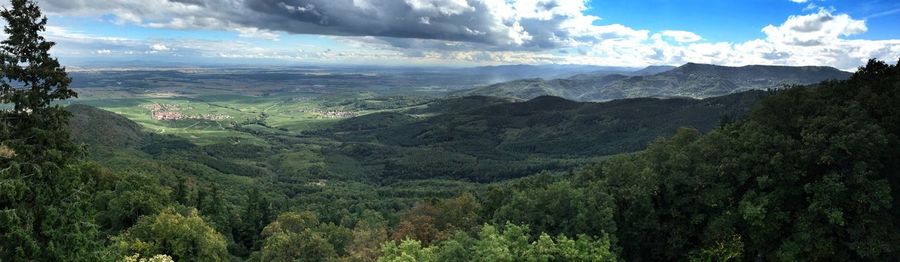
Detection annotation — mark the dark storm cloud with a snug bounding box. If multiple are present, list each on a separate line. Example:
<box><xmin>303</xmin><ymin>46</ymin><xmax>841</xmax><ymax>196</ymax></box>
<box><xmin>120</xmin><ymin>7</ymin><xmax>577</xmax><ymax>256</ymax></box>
<box><xmin>237</xmin><ymin>0</ymin><xmax>503</xmax><ymax>44</ymax></box>
<box><xmin>37</xmin><ymin>0</ymin><xmax>646</xmax><ymax>50</ymax></box>
<box><xmin>789</xmin><ymin>14</ymin><xmax>833</xmax><ymax>32</ymax></box>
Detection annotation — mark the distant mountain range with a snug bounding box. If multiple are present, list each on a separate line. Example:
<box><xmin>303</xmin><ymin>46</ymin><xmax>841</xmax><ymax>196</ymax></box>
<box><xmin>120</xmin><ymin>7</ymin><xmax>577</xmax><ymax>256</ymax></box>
<box><xmin>448</xmin><ymin>64</ymin><xmax>638</xmax><ymax>83</ymax></box>
<box><xmin>456</xmin><ymin>63</ymin><xmax>851</xmax><ymax>101</ymax></box>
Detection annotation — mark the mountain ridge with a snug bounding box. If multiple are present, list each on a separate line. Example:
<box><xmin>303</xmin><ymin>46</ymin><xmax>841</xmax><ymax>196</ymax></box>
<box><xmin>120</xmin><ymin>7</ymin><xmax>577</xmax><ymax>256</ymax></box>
<box><xmin>458</xmin><ymin>63</ymin><xmax>852</xmax><ymax>101</ymax></box>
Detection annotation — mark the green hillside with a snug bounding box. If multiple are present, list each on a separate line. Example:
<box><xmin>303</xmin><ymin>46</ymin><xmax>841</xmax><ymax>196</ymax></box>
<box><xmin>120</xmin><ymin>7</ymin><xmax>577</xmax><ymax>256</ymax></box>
<box><xmin>67</xmin><ymin>103</ymin><xmax>147</xmax><ymax>147</ymax></box>
<box><xmin>585</xmin><ymin>63</ymin><xmax>853</xmax><ymax>100</ymax></box>
<box><xmin>309</xmin><ymin>91</ymin><xmax>764</xmax><ymax>182</ymax></box>
<box><xmin>460</xmin><ymin>63</ymin><xmax>851</xmax><ymax>101</ymax></box>
<box><xmin>331</xmin><ymin>91</ymin><xmax>763</xmax><ymax>156</ymax></box>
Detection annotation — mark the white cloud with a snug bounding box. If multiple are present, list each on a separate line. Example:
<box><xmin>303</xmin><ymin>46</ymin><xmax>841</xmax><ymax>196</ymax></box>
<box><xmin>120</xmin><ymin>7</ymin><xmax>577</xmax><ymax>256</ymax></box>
<box><xmin>660</xmin><ymin>30</ymin><xmax>702</xmax><ymax>43</ymax></box>
<box><xmin>149</xmin><ymin>43</ymin><xmax>169</xmax><ymax>51</ymax></box>
<box><xmin>43</xmin><ymin>26</ymin><xmax>130</xmax><ymax>43</ymax></box>
<box><xmin>12</xmin><ymin>1</ymin><xmax>897</xmax><ymax>70</ymax></box>
<box><xmin>236</xmin><ymin>27</ymin><xmax>280</xmax><ymax>41</ymax></box>
<box><xmin>790</xmin><ymin>0</ymin><xmax>808</xmax><ymax>3</ymax></box>
<box><xmin>762</xmin><ymin>9</ymin><xmax>867</xmax><ymax>46</ymax></box>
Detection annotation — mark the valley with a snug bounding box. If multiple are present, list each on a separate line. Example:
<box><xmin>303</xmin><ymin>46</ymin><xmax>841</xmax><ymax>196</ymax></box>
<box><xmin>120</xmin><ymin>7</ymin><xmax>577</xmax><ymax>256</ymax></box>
<box><xmin>63</xmin><ymin>65</ymin><xmax>769</xmax><ymax>258</ymax></box>
<box><xmin>4</xmin><ymin>1</ymin><xmax>899</xmax><ymax>260</ymax></box>
<box><xmin>51</xmin><ymin>59</ymin><xmax>891</xmax><ymax>261</ymax></box>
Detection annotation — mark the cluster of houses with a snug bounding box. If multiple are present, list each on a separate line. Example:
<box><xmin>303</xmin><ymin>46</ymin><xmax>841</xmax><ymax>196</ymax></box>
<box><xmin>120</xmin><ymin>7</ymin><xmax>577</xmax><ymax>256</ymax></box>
<box><xmin>143</xmin><ymin>103</ymin><xmax>231</xmax><ymax>121</ymax></box>
<box><xmin>152</xmin><ymin>110</ymin><xmax>183</xmax><ymax>120</ymax></box>
<box><xmin>317</xmin><ymin>110</ymin><xmax>357</xmax><ymax>119</ymax></box>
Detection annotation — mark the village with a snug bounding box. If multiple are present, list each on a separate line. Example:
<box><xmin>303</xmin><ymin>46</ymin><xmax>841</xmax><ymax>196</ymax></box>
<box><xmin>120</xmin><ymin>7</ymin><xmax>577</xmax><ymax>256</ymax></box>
<box><xmin>142</xmin><ymin>103</ymin><xmax>232</xmax><ymax>121</ymax></box>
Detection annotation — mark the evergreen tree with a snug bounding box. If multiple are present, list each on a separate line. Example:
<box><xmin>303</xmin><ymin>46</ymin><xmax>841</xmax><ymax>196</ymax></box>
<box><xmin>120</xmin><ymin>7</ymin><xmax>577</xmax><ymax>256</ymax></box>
<box><xmin>0</xmin><ymin>0</ymin><xmax>98</xmax><ymax>259</ymax></box>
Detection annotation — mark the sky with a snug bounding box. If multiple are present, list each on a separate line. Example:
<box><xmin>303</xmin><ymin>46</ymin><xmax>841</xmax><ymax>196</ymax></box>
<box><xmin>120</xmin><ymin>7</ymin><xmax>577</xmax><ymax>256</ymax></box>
<box><xmin>8</xmin><ymin>0</ymin><xmax>900</xmax><ymax>70</ymax></box>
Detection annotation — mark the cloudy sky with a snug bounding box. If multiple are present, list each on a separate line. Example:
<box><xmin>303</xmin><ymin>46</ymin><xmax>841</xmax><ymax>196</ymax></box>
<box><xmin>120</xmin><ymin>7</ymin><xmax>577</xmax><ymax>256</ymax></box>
<box><xmin>11</xmin><ymin>0</ymin><xmax>900</xmax><ymax>69</ymax></box>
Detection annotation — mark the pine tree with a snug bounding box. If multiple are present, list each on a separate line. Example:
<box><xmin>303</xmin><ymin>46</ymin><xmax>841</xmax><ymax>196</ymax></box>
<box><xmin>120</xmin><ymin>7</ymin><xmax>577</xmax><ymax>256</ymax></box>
<box><xmin>0</xmin><ymin>0</ymin><xmax>98</xmax><ymax>259</ymax></box>
<box><xmin>0</xmin><ymin>0</ymin><xmax>77</xmax><ymax>159</ymax></box>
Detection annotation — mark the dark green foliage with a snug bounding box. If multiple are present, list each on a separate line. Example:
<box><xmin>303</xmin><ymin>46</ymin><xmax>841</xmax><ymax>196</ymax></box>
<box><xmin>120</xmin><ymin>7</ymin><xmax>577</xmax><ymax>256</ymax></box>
<box><xmin>67</xmin><ymin>104</ymin><xmax>147</xmax><ymax>148</ymax></box>
<box><xmin>404</xmin><ymin>95</ymin><xmax>511</xmax><ymax>115</ymax></box>
<box><xmin>325</xmin><ymin>91</ymin><xmax>761</xmax><ymax>181</ymax></box>
<box><xmin>589</xmin><ymin>59</ymin><xmax>900</xmax><ymax>260</ymax></box>
<box><xmin>139</xmin><ymin>134</ymin><xmax>195</xmax><ymax>156</ymax></box>
<box><xmin>253</xmin><ymin>211</ymin><xmax>353</xmax><ymax>262</ymax></box>
<box><xmin>327</xmin><ymin>95</ymin><xmax>434</xmax><ymax>111</ymax></box>
<box><xmin>236</xmin><ymin>188</ymin><xmax>274</xmax><ymax>256</ymax></box>
<box><xmin>94</xmin><ymin>172</ymin><xmax>172</xmax><ymax>232</ymax></box>
<box><xmin>339</xmin><ymin>92</ymin><xmax>762</xmax><ymax>157</ymax></box>
<box><xmin>329</xmin><ymin>112</ymin><xmax>418</xmax><ymax>132</ymax></box>
<box><xmin>486</xmin><ymin>173</ymin><xmax>616</xmax><ymax>239</ymax></box>
<box><xmin>0</xmin><ymin>0</ymin><xmax>75</xmax><ymax>111</ymax></box>
<box><xmin>0</xmin><ymin>1</ymin><xmax>103</xmax><ymax>259</ymax></box>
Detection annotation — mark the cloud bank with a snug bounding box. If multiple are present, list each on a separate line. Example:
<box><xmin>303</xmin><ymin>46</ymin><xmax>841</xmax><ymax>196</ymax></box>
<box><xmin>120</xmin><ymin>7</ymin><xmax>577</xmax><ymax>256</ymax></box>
<box><xmin>26</xmin><ymin>0</ymin><xmax>900</xmax><ymax>69</ymax></box>
<box><xmin>40</xmin><ymin>0</ymin><xmax>641</xmax><ymax>49</ymax></box>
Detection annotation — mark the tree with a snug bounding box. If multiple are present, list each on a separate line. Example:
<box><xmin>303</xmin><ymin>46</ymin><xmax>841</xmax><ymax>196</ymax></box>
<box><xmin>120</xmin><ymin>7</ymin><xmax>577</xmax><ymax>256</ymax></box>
<box><xmin>237</xmin><ymin>188</ymin><xmax>273</xmax><ymax>255</ymax></box>
<box><xmin>95</xmin><ymin>172</ymin><xmax>173</xmax><ymax>232</ymax></box>
<box><xmin>391</xmin><ymin>193</ymin><xmax>484</xmax><ymax>246</ymax></box>
<box><xmin>391</xmin><ymin>202</ymin><xmax>444</xmax><ymax>245</ymax></box>
<box><xmin>0</xmin><ymin>1</ymin><xmax>96</xmax><ymax>259</ymax></box>
<box><xmin>489</xmin><ymin>179</ymin><xmax>615</xmax><ymax>238</ymax></box>
<box><xmin>596</xmin><ymin>60</ymin><xmax>900</xmax><ymax>260</ymax></box>
<box><xmin>379</xmin><ymin>223</ymin><xmax>617</xmax><ymax>262</ymax></box>
<box><xmin>346</xmin><ymin>210</ymin><xmax>389</xmax><ymax>261</ymax></box>
<box><xmin>254</xmin><ymin>211</ymin><xmax>352</xmax><ymax>262</ymax></box>
<box><xmin>378</xmin><ymin>239</ymin><xmax>436</xmax><ymax>262</ymax></box>
<box><xmin>0</xmin><ymin>0</ymin><xmax>77</xmax><ymax>159</ymax></box>
<box><xmin>111</xmin><ymin>207</ymin><xmax>229</xmax><ymax>261</ymax></box>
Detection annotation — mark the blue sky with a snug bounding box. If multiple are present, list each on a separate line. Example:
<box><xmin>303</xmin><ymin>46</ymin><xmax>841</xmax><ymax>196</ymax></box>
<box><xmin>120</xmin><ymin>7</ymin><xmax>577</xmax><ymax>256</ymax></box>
<box><xmin>589</xmin><ymin>0</ymin><xmax>900</xmax><ymax>41</ymax></box>
<box><xmin>15</xmin><ymin>0</ymin><xmax>900</xmax><ymax>69</ymax></box>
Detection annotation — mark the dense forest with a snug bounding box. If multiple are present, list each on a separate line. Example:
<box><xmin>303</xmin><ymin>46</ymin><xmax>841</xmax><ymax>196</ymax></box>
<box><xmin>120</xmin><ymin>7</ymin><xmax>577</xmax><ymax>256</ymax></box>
<box><xmin>1</xmin><ymin>1</ymin><xmax>899</xmax><ymax>261</ymax></box>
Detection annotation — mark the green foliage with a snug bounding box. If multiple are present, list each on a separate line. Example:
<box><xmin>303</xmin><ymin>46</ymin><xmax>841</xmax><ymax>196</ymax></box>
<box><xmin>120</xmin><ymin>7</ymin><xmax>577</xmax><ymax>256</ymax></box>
<box><xmin>123</xmin><ymin>254</ymin><xmax>175</xmax><ymax>262</ymax></box>
<box><xmin>0</xmin><ymin>1</ymin><xmax>105</xmax><ymax>260</ymax></box>
<box><xmin>487</xmin><ymin>173</ymin><xmax>615</xmax><ymax>238</ymax></box>
<box><xmin>591</xmin><ymin>59</ymin><xmax>900</xmax><ymax>260</ymax></box>
<box><xmin>254</xmin><ymin>211</ymin><xmax>352</xmax><ymax>262</ymax></box>
<box><xmin>380</xmin><ymin>223</ymin><xmax>616</xmax><ymax>262</ymax></box>
<box><xmin>327</xmin><ymin>92</ymin><xmax>762</xmax><ymax>182</ymax></box>
<box><xmin>236</xmin><ymin>188</ymin><xmax>274</xmax><ymax>256</ymax></box>
<box><xmin>94</xmin><ymin>172</ymin><xmax>172</xmax><ymax>232</ymax></box>
<box><xmin>346</xmin><ymin>210</ymin><xmax>390</xmax><ymax>261</ymax></box>
<box><xmin>111</xmin><ymin>207</ymin><xmax>229</xmax><ymax>261</ymax></box>
<box><xmin>0</xmin><ymin>0</ymin><xmax>75</xmax><ymax>110</ymax></box>
<box><xmin>391</xmin><ymin>193</ymin><xmax>482</xmax><ymax>245</ymax></box>
<box><xmin>67</xmin><ymin>104</ymin><xmax>147</xmax><ymax>148</ymax></box>
<box><xmin>379</xmin><ymin>239</ymin><xmax>436</xmax><ymax>262</ymax></box>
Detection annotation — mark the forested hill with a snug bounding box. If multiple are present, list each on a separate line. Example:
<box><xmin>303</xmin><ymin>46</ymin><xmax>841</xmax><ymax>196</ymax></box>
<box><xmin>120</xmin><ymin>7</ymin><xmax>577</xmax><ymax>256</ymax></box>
<box><xmin>463</xmin><ymin>59</ymin><xmax>900</xmax><ymax>261</ymax></box>
<box><xmin>330</xmin><ymin>92</ymin><xmax>763</xmax><ymax>157</ymax></box>
<box><xmin>321</xmin><ymin>90</ymin><xmax>764</xmax><ymax>180</ymax></box>
<box><xmin>67</xmin><ymin>104</ymin><xmax>148</xmax><ymax>147</ymax></box>
<box><xmin>459</xmin><ymin>63</ymin><xmax>851</xmax><ymax>101</ymax></box>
